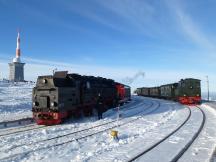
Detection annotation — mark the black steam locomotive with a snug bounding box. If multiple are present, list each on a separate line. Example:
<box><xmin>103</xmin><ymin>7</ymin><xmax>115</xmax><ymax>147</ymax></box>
<box><xmin>32</xmin><ymin>71</ymin><xmax>131</xmax><ymax>125</ymax></box>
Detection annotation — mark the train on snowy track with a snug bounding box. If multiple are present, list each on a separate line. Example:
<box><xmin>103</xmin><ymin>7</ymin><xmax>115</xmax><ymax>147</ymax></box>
<box><xmin>136</xmin><ymin>78</ymin><xmax>201</xmax><ymax>105</ymax></box>
<box><xmin>32</xmin><ymin>71</ymin><xmax>131</xmax><ymax>125</ymax></box>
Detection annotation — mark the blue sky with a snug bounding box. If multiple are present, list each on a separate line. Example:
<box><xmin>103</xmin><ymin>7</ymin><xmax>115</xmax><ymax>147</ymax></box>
<box><xmin>0</xmin><ymin>0</ymin><xmax>215</xmax><ymax>93</ymax></box>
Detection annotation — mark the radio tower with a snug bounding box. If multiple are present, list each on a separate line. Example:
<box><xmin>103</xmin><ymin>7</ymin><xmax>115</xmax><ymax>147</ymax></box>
<box><xmin>8</xmin><ymin>30</ymin><xmax>25</xmax><ymax>82</ymax></box>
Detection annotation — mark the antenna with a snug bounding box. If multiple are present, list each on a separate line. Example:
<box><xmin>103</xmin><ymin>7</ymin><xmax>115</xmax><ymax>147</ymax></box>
<box><xmin>206</xmin><ymin>75</ymin><xmax>209</xmax><ymax>101</ymax></box>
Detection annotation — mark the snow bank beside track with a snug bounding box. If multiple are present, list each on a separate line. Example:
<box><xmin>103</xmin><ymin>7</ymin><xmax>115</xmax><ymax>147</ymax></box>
<box><xmin>0</xmin><ymin>82</ymin><xmax>34</xmax><ymax>122</ymax></box>
<box><xmin>179</xmin><ymin>103</ymin><xmax>216</xmax><ymax>162</ymax></box>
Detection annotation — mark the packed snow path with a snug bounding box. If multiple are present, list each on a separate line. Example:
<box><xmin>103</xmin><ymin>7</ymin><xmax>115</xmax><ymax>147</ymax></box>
<box><xmin>0</xmin><ymin>96</ymin><xmax>216</xmax><ymax>162</ymax></box>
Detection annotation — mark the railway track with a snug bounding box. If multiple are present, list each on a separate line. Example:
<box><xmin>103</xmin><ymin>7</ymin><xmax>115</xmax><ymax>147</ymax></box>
<box><xmin>0</xmin><ymin>117</ymin><xmax>34</xmax><ymax>129</ymax></box>
<box><xmin>0</xmin><ymin>100</ymin><xmax>160</xmax><ymax>161</ymax></box>
<box><xmin>105</xmin><ymin>97</ymin><xmax>145</xmax><ymax>117</ymax></box>
<box><xmin>0</xmin><ymin>124</ymin><xmax>46</xmax><ymax>137</ymax></box>
<box><xmin>171</xmin><ymin>105</ymin><xmax>205</xmax><ymax>162</ymax></box>
<box><xmin>0</xmin><ymin>97</ymin><xmax>142</xmax><ymax>138</ymax></box>
<box><xmin>0</xmin><ymin>99</ymin><xmax>148</xmax><ymax>152</ymax></box>
<box><xmin>127</xmin><ymin>105</ymin><xmax>205</xmax><ymax>162</ymax></box>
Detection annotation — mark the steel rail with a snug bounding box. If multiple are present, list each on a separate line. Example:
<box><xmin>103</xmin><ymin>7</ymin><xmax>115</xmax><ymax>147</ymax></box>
<box><xmin>170</xmin><ymin>105</ymin><xmax>206</xmax><ymax>162</ymax></box>
<box><xmin>127</xmin><ymin>105</ymin><xmax>192</xmax><ymax>162</ymax></box>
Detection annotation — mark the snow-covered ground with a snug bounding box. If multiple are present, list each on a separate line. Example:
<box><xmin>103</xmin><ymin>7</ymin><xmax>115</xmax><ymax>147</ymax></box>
<box><xmin>1</xmin><ymin>83</ymin><xmax>216</xmax><ymax>162</ymax></box>
<box><xmin>0</xmin><ymin>97</ymin><xmax>215</xmax><ymax>162</ymax></box>
<box><xmin>0</xmin><ymin>82</ymin><xmax>34</xmax><ymax>122</ymax></box>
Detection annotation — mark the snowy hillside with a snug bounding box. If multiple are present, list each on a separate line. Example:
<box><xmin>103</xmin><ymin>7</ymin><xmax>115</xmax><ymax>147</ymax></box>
<box><xmin>0</xmin><ymin>82</ymin><xmax>34</xmax><ymax>122</ymax></box>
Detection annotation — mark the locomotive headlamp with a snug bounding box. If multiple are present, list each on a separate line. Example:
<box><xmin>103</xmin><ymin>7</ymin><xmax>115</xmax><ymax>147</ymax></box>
<box><xmin>42</xmin><ymin>79</ymin><xmax>47</xmax><ymax>84</ymax></box>
<box><xmin>183</xmin><ymin>94</ymin><xmax>186</xmax><ymax>96</ymax></box>
<box><xmin>33</xmin><ymin>102</ymin><xmax>39</xmax><ymax>106</ymax></box>
<box><xmin>197</xmin><ymin>94</ymin><xmax>200</xmax><ymax>96</ymax></box>
<box><xmin>51</xmin><ymin>102</ymin><xmax>57</xmax><ymax>107</ymax></box>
